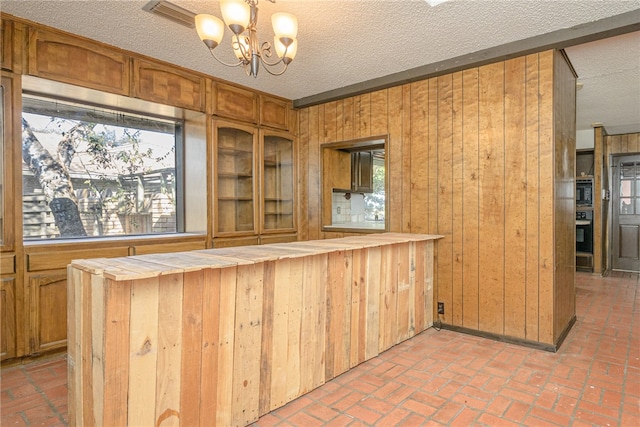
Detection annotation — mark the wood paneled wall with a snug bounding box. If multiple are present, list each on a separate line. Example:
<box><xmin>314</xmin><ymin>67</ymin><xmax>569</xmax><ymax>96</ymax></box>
<box><xmin>297</xmin><ymin>50</ymin><xmax>577</xmax><ymax>346</ymax></box>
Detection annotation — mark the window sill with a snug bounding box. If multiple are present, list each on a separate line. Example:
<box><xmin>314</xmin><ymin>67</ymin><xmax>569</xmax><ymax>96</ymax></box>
<box><xmin>23</xmin><ymin>232</ymin><xmax>207</xmax><ymax>247</ymax></box>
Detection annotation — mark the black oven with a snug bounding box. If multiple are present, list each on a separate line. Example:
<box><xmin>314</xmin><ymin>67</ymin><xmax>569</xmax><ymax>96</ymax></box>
<box><xmin>576</xmin><ymin>211</ymin><xmax>592</xmax><ymax>253</ymax></box>
<box><xmin>577</xmin><ymin>178</ymin><xmax>593</xmax><ymax>207</ymax></box>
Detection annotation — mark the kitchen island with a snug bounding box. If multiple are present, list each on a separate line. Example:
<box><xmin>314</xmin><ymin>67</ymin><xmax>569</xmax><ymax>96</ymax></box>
<box><xmin>67</xmin><ymin>233</ymin><xmax>442</xmax><ymax>427</ymax></box>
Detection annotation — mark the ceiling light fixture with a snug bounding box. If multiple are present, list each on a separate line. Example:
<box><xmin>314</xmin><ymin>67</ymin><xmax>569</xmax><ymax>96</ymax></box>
<box><xmin>195</xmin><ymin>0</ymin><xmax>298</xmax><ymax>77</ymax></box>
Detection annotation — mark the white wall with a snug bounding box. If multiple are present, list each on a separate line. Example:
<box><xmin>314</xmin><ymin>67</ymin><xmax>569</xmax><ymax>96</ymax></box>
<box><xmin>577</xmin><ymin>129</ymin><xmax>594</xmax><ymax>149</ymax></box>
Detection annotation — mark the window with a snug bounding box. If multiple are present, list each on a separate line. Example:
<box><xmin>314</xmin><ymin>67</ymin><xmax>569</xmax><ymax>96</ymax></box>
<box><xmin>22</xmin><ymin>96</ymin><xmax>184</xmax><ymax>239</ymax></box>
<box><xmin>321</xmin><ymin>137</ymin><xmax>387</xmax><ymax>231</ymax></box>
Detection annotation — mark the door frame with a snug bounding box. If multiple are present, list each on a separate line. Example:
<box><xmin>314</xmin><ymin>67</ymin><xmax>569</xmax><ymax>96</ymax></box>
<box><xmin>609</xmin><ymin>153</ymin><xmax>640</xmax><ymax>272</ymax></box>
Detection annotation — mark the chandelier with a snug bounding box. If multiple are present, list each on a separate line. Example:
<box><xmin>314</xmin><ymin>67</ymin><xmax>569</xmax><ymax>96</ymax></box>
<box><xmin>195</xmin><ymin>0</ymin><xmax>298</xmax><ymax>77</ymax></box>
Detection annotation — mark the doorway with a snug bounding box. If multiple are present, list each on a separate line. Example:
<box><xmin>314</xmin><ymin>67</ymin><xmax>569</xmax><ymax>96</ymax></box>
<box><xmin>611</xmin><ymin>154</ymin><xmax>640</xmax><ymax>272</ymax></box>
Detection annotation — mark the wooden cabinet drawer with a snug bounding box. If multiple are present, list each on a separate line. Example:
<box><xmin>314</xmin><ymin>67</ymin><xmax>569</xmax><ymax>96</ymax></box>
<box><xmin>133</xmin><ymin>239</ymin><xmax>207</xmax><ymax>255</ymax></box>
<box><xmin>132</xmin><ymin>58</ymin><xmax>205</xmax><ymax>111</ymax></box>
<box><xmin>28</xmin><ymin>28</ymin><xmax>130</xmax><ymax>95</ymax></box>
<box><xmin>27</xmin><ymin>246</ymin><xmax>130</xmax><ymax>272</ymax></box>
<box><xmin>212</xmin><ymin>82</ymin><xmax>258</xmax><ymax>123</ymax></box>
<box><xmin>260</xmin><ymin>233</ymin><xmax>297</xmax><ymax>245</ymax></box>
<box><xmin>212</xmin><ymin>236</ymin><xmax>259</xmax><ymax>248</ymax></box>
<box><xmin>260</xmin><ymin>95</ymin><xmax>290</xmax><ymax>130</ymax></box>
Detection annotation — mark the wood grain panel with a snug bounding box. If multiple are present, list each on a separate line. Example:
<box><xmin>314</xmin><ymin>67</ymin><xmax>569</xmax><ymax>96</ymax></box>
<box><xmin>371</xmin><ymin>90</ymin><xmax>388</xmax><ymax>136</ymax></box>
<box><xmin>525</xmin><ymin>53</ymin><xmax>540</xmax><ymax>341</ymax></box>
<box><xmin>478</xmin><ymin>61</ymin><xmax>505</xmax><ymax>335</ymax></box>
<box><xmin>127</xmin><ymin>277</ymin><xmax>159</xmax><ymax>426</ymax></box>
<box><xmin>260</xmin><ymin>95</ymin><xmax>289</xmax><ymax>130</ymax></box>
<box><xmin>437</xmin><ymin>74</ymin><xmax>454</xmax><ymax>324</ymax></box>
<box><xmin>402</xmin><ymin>85</ymin><xmax>412</xmax><ymax>232</ymax></box>
<box><xmin>0</xmin><ymin>276</ymin><xmax>16</xmax><ymax>360</ymax></box>
<box><xmin>102</xmin><ymin>279</ymin><xmax>130</xmax><ymax>426</ymax></box>
<box><xmin>451</xmin><ymin>72</ymin><xmax>464</xmax><ymax>325</ymax></box>
<box><xmin>298</xmin><ymin>50</ymin><xmax>574</xmax><ymax>346</ymax></box>
<box><xmin>1</xmin><ymin>253</ymin><xmax>15</xmax><ymax>274</ymax></box>
<box><xmin>553</xmin><ymin>50</ymin><xmax>577</xmax><ymax>341</ymax></box>
<box><xmin>307</xmin><ymin>106</ymin><xmax>321</xmax><ymax>241</ymax></box>
<box><xmin>409</xmin><ymin>80</ymin><xmax>429</xmax><ymax>233</ymax></box>
<box><xmin>388</xmin><ymin>86</ymin><xmax>404</xmax><ymax>232</ymax></box>
<box><xmin>28</xmin><ymin>28</ymin><xmax>130</xmax><ymax>95</ymax></box>
<box><xmin>132</xmin><ymin>58</ymin><xmax>205</xmax><ymax>111</ymax></box>
<box><xmin>27</xmin><ymin>246</ymin><xmax>129</xmax><ymax>271</ymax></box>
<box><xmin>357</xmin><ymin>93</ymin><xmax>371</xmax><ymax>138</ymax></box>
<box><xmin>133</xmin><ymin>240</ymin><xmax>206</xmax><ymax>255</ymax></box>
<box><xmin>180</xmin><ymin>270</ymin><xmax>203</xmax><ymax>426</ymax></box>
<box><xmin>504</xmin><ymin>57</ymin><xmax>527</xmax><ymax>338</ymax></box>
<box><xmin>297</xmin><ymin>108</ymin><xmax>310</xmax><ymax>242</ymax></box>
<box><xmin>155</xmin><ymin>274</ymin><xmax>183</xmax><ymax>427</ymax></box>
<box><xmin>29</xmin><ymin>271</ymin><xmax>67</xmax><ymax>351</ymax></box>
<box><xmin>232</xmin><ymin>263</ymin><xmax>263</xmax><ymax>425</ymax></box>
<box><xmin>537</xmin><ymin>50</ymin><xmax>555</xmax><ymax>345</ymax></box>
<box><xmin>342</xmin><ymin>97</ymin><xmax>355</xmax><ymax>141</ymax></box>
<box><xmin>213</xmin><ymin>82</ymin><xmax>258</xmax><ymax>123</ymax></box>
<box><xmin>461</xmin><ymin>68</ymin><xmax>480</xmax><ymax>329</ymax></box>
<box><xmin>1</xmin><ymin>19</ymin><xmax>13</xmax><ymax>71</ymax></box>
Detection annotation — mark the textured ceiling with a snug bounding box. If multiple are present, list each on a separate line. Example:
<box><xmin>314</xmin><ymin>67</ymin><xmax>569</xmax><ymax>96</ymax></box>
<box><xmin>2</xmin><ymin>0</ymin><xmax>639</xmax><ymax>134</ymax></box>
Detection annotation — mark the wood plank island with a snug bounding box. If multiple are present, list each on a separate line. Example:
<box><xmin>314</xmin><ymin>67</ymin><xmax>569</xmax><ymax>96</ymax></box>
<box><xmin>67</xmin><ymin>233</ymin><xmax>442</xmax><ymax>427</ymax></box>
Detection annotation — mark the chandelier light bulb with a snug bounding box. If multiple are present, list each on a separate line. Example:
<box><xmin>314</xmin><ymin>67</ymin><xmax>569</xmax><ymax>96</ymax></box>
<box><xmin>274</xmin><ymin>36</ymin><xmax>297</xmax><ymax>63</ymax></box>
<box><xmin>195</xmin><ymin>14</ymin><xmax>225</xmax><ymax>49</ymax></box>
<box><xmin>271</xmin><ymin>12</ymin><xmax>297</xmax><ymax>45</ymax></box>
<box><xmin>220</xmin><ymin>0</ymin><xmax>250</xmax><ymax>34</ymax></box>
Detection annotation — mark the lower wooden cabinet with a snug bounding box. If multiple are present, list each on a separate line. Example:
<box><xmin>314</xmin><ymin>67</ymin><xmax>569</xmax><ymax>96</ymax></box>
<box><xmin>28</xmin><ymin>271</ymin><xmax>67</xmax><ymax>354</ymax></box>
<box><xmin>1</xmin><ymin>275</ymin><xmax>17</xmax><ymax>360</ymax></box>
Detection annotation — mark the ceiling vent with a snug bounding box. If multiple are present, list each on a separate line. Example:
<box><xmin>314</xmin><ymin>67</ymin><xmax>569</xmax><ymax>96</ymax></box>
<box><xmin>142</xmin><ymin>0</ymin><xmax>196</xmax><ymax>29</ymax></box>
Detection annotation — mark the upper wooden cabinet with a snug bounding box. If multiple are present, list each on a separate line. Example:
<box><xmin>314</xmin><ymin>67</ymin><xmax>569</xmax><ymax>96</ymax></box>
<box><xmin>260</xmin><ymin>95</ymin><xmax>290</xmax><ymax>131</ymax></box>
<box><xmin>132</xmin><ymin>58</ymin><xmax>205</xmax><ymax>112</ymax></box>
<box><xmin>213</xmin><ymin>120</ymin><xmax>259</xmax><ymax>236</ymax></box>
<box><xmin>28</xmin><ymin>28</ymin><xmax>131</xmax><ymax>95</ymax></box>
<box><xmin>212</xmin><ymin>82</ymin><xmax>258</xmax><ymax>124</ymax></box>
<box><xmin>261</xmin><ymin>129</ymin><xmax>295</xmax><ymax>232</ymax></box>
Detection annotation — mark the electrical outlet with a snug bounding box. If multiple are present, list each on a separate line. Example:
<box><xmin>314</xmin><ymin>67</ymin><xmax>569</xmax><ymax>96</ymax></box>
<box><xmin>437</xmin><ymin>302</ymin><xmax>444</xmax><ymax>315</ymax></box>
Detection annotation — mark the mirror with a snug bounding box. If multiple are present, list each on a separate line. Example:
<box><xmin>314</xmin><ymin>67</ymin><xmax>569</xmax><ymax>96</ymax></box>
<box><xmin>321</xmin><ymin>136</ymin><xmax>387</xmax><ymax>231</ymax></box>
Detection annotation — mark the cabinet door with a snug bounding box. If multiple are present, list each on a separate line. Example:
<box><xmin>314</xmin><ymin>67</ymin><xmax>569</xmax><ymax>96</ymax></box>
<box><xmin>1</xmin><ymin>275</ymin><xmax>16</xmax><ymax>360</ymax></box>
<box><xmin>29</xmin><ymin>271</ymin><xmax>67</xmax><ymax>353</ymax></box>
<box><xmin>260</xmin><ymin>95</ymin><xmax>290</xmax><ymax>131</ymax></box>
<box><xmin>132</xmin><ymin>58</ymin><xmax>205</xmax><ymax>111</ymax></box>
<box><xmin>261</xmin><ymin>131</ymin><xmax>296</xmax><ymax>232</ymax></box>
<box><xmin>28</xmin><ymin>28</ymin><xmax>130</xmax><ymax>95</ymax></box>
<box><xmin>352</xmin><ymin>151</ymin><xmax>374</xmax><ymax>193</ymax></box>
<box><xmin>212</xmin><ymin>82</ymin><xmax>258</xmax><ymax>123</ymax></box>
<box><xmin>214</xmin><ymin>121</ymin><xmax>258</xmax><ymax>236</ymax></box>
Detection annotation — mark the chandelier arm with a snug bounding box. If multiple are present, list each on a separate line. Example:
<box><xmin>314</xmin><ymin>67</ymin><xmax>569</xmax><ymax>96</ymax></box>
<box><xmin>233</xmin><ymin>36</ymin><xmax>252</xmax><ymax>62</ymax></box>
<box><xmin>257</xmin><ymin>41</ymin><xmax>286</xmax><ymax>67</ymax></box>
<box><xmin>259</xmin><ymin>61</ymin><xmax>289</xmax><ymax>76</ymax></box>
<box><xmin>207</xmin><ymin>48</ymin><xmax>246</xmax><ymax>68</ymax></box>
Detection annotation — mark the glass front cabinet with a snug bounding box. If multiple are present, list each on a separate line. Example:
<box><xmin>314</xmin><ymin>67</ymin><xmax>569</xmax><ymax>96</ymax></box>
<box><xmin>213</xmin><ymin>121</ymin><xmax>295</xmax><ymax>243</ymax></box>
<box><xmin>261</xmin><ymin>129</ymin><xmax>295</xmax><ymax>233</ymax></box>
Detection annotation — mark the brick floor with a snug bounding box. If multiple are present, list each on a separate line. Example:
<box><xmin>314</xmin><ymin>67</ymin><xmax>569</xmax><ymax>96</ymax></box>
<box><xmin>1</xmin><ymin>271</ymin><xmax>638</xmax><ymax>426</ymax></box>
